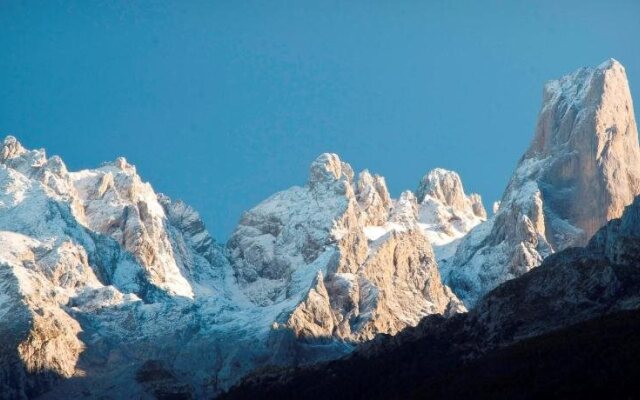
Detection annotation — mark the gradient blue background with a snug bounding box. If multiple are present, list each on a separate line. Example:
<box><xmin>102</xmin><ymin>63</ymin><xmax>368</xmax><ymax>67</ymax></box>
<box><xmin>1</xmin><ymin>0</ymin><xmax>639</xmax><ymax>240</ymax></box>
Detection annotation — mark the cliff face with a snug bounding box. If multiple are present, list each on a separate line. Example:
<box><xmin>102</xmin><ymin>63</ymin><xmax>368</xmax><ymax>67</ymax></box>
<box><xmin>529</xmin><ymin>59</ymin><xmax>640</xmax><ymax>243</ymax></box>
<box><xmin>445</xmin><ymin>59</ymin><xmax>640</xmax><ymax>306</ymax></box>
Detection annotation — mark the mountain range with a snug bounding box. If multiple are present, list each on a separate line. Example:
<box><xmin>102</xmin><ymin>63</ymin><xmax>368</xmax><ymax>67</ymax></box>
<box><xmin>0</xmin><ymin>58</ymin><xmax>639</xmax><ymax>399</ymax></box>
<box><xmin>222</xmin><ymin>195</ymin><xmax>640</xmax><ymax>399</ymax></box>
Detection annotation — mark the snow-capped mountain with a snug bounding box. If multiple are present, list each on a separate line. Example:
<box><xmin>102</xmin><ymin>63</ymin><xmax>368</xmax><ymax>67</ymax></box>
<box><xmin>0</xmin><ymin>143</ymin><xmax>466</xmax><ymax>398</ymax></box>
<box><xmin>228</xmin><ymin>153</ymin><xmax>465</xmax><ymax>342</ymax></box>
<box><xmin>0</xmin><ymin>136</ymin><xmax>226</xmax><ymax>301</ymax></box>
<box><xmin>0</xmin><ymin>135</ymin><xmax>234</xmax><ymax>398</ymax></box>
<box><xmin>444</xmin><ymin>59</ymin><xmax>640</xmax><ymax>306</ymax></box>
<box><xmin>1</xmin><ymin>58</ymin><xmax>638</xmax><ymax>399</ymax></box>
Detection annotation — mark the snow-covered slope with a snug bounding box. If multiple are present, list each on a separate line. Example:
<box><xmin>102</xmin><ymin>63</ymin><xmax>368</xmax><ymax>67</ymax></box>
<box><xmin>444</xmin><ymin>59</ymin><xmax>640</xmax><ymax>306</ymax></box>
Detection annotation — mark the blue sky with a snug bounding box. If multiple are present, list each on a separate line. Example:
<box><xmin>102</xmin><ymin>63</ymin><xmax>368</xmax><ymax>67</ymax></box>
<box><xmin>1</xmin><ymin>0</ymin><xmax>639</xmax><ymax>240</ymax></box>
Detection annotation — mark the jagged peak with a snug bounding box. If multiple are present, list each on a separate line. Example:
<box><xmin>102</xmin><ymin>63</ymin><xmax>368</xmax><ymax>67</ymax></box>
<box><xmin>416</xmin><ymin>168</ymin><xmax>467</xmax><ymax>208</ymax></box>
<box><xmin>597</xmin><ymin>57</ymin><xmax>623</xmax><ymax>71</ymax></box>
<box><xmin>356</xmin><ymin>169</ymin><xmax>391</xmax><ymax>226</ymax></box>
<box><xmin>0</xmin><ymin>135</ymin><xmax>71</xmax><ymax>182</ymax></box>
<box><xmin>308</xmin><ymin>152</ymin><xmax>354</xmax><ymax>187</ymax></box>
<box><xmin>1</xmin><ymin>135</ymin><xmax>27</xmax><ymax>161</ymax></box>
<box><xmin>532</xmin><ymin>58</ymin><xmax>636</xmax><ymax>161</ymax></box>
<box><xmin>356</xmin><ymin>169</ymin><xmax>375</xmax><ymax>195</ymax></box>
<box><xmin>101</xmin><ymin>156</ymin><xmax>137</xmax><ymax>173</ymax></box>
<box><xmin>2</xmin><ymin>135</ymin><xmax>22</xmax><ymax>147</ymax></box>
<box><xmin>356</xmin><ymin>169</ymin><xmax>390</xmax><ymax>200</ymax></box>
<box><xmin>159</xmin><ymin>193</ymin><xmax>205</xmax><ymax>226</ymax></box>
<box><xmin>45</xmin><ymin>155</ymin><xmax>68</xmax><ymax>176</ymax></box>
<box><xmin>390</xmin><ymin>190</ymin><xmax>418</xmax><ymax>226</ymax></box>
<box><xmin>114</xmin><ymin>156</ymin><xmax>129</xmax><ymax>169</ymax></box>
<box><xmin>542</xmin><ymin>58</ymin><xmax>629</xmax><ymax>107</ymax></box>
<box><xmin>357</xmin><ymin>168</ymin><xmax>374</xmax><ymax>183</ymax></box>
<box><xmin>446</xmin><ymin>60</ymin><xmax>640</xmax><ymax>306</ymax></box>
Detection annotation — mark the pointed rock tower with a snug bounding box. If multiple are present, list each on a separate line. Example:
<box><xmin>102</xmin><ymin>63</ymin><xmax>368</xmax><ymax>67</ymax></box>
<box><xmin>446</xmin><ymin>59</ymin><xmax>640</xmax><ymax>306</ymax></box>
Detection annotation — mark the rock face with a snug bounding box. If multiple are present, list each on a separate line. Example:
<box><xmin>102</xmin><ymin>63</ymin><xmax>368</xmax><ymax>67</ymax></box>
<box><xmin>228</xmin><ymin>153</ymin><xmax>464</xmax><ymax>342</ymax></box>
<box><xmin>445</xmin><ymin>59</ymin><xmax>640</xmax><ymax>306</ymax></box>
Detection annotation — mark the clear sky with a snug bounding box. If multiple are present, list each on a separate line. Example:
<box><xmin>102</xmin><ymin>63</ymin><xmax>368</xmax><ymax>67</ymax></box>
<box><xmin>1</xmin><ymin>1</ymin><xmax>639</xmax><ymax>240</ymax></box>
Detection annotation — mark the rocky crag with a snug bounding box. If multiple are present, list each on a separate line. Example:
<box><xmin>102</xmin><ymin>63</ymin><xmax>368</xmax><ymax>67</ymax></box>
<box><xmin>445</xmin><ymin>59</ymin><xmax>640</xmax><ymax>305</ymax></box>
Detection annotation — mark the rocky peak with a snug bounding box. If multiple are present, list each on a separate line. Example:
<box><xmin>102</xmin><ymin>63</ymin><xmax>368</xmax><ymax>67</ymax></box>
<box><xmin>356</xmin><ymin>169</ymin><xmax>392</xmax><ymax>226</ymax></box>
<box><xmin>416</xmin><ymin>168</ymin><xmax>467</xmax><ymax>208</ymax></box>
<box><xmin>308</xmin><ymin>153</ymin><xmax>354</xmax><ymax>188</ymax></box>
<box><xmin>0</xmin><ymin>135</ymin><xmax>27</xmax><ymax>161</ymax></box>
<box><xmin>390</xmin><ymin>191</ymin><xmax>419</xmax><ymax>227</ymax></box>
<box><xmin>0</xmin><ymin>136</ymin><xmax>73</xmax><ymax>199</ymax></box>
<box><xmin>1</xmin><ymin>137</ymin><xmax>230</xmax><ymax>301</ymax></box>
<box><xmin>527</xmin><ymin>58</ymin><xmax>640</xmax><ymax>243</ymax></box>
<box><xmin>446</xmin><ymin>59</ymin><xmax>640</xmax><ymax>306</ymax></box>
<box><xmin>413</xmin><ymin>168</ymin><xmax>487</xmax><ymax>265</ymax></box>
<box><xmin>70</xmin><ymin>165</ymin><xmax>198</xmax><ymax>299</ymax></box>
<box><xmin>46</xmin><ymin>155</ymin><xmax>68</xmax><ymax>177</ymax></box>
<box><xmin>228</xmin><ymin>153</ymin><xmax>361</xmax><ymax>304</ymax></box>
<box><xmin>111</xmin><ymin>156</ymin><xmax>137</xmax><ymax>173</ymax></box>
<box><xmin>416</xmin><ymin>168</ymin><xmax>486</xmax><ymax>218</ymax></box>
<box><xmin>1</xmin><ymin>136</ymin><xmax>48</xmax><ymax>173</ymax></box>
